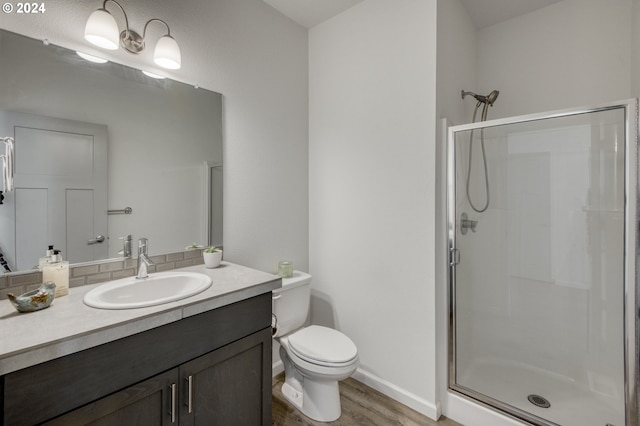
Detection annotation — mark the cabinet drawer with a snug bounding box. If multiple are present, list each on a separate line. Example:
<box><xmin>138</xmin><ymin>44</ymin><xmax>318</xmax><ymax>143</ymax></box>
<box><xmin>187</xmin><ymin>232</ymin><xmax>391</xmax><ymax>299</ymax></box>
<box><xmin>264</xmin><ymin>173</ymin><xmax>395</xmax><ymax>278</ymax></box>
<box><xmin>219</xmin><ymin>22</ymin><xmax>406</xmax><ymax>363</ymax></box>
<box><xmin>44</xmin><ymin>368</ymin><xmax>179</xmax><ymax>426</ymax></box>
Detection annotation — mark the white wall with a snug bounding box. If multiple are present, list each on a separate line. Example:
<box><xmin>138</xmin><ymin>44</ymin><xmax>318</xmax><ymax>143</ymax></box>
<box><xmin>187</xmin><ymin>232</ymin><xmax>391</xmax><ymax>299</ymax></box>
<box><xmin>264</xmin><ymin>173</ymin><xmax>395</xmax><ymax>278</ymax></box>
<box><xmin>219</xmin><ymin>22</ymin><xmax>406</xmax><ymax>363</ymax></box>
<box><xmin>436</xmin><ymin>0</ymin><xmax>477</xmax><ymax>127</ymax></box>
<box><xmin>0</xmin><ymin>0</ymin><xmax>309</xmax><ymax>273</ymax></box>
<box><xmin>633</xmin><ymin>0</ymin><xmax>640</xmax><ymax>95</ymax></box>
<box><xmin>476</xmin><ymin>0</ymin><xmax>632</xmax><ymax>119</ymax></box>
<box><xmin>309</xmin><ymin>0</ymin><xmax>439</xmax><ymax>418</ymax></box>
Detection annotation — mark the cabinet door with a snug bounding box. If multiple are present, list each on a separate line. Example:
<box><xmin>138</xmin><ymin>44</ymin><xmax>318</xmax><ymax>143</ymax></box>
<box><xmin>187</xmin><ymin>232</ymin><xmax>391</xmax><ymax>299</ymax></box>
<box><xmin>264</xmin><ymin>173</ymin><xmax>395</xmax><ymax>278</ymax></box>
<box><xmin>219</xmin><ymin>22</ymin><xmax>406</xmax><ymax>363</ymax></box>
<box><xmin>44</xmin><ymin>368</ymin><xmax>179</xmax><ymax>426</ymax></box>
<box><xmin>180</xmin><ymin>328</ymin><xmax>272</xmax><ymax>426</ymax></box>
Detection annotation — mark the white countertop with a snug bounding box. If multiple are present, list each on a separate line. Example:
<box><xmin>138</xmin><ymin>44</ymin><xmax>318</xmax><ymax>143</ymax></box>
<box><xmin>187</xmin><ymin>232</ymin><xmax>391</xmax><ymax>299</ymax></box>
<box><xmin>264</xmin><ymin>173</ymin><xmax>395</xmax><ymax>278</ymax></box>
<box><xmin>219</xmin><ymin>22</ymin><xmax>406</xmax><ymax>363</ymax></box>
<box><xmin>0</xmin><ymin>262</ymin><xmax>281</xmax><ymax>375</ymax></box>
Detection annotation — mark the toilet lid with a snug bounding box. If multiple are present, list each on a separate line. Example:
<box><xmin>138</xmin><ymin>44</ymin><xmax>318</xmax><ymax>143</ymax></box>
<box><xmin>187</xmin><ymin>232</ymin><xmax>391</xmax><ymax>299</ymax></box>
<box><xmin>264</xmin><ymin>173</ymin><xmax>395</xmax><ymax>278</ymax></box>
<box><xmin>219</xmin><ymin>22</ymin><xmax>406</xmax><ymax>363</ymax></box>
<box><xmin>288</xmin><ymin>325</ymin><xmax>358</xmax><ymax>365</ymax></box>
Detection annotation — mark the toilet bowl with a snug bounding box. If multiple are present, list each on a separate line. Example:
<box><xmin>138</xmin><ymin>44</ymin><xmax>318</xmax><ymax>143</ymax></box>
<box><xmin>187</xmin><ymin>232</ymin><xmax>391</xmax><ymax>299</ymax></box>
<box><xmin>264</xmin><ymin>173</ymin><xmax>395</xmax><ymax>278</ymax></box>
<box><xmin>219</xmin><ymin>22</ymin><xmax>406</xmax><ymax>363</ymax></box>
<box><xmin>273</xmin><ymin>272</ymin><xmax>359</xmax><ymax>422</ymax></box>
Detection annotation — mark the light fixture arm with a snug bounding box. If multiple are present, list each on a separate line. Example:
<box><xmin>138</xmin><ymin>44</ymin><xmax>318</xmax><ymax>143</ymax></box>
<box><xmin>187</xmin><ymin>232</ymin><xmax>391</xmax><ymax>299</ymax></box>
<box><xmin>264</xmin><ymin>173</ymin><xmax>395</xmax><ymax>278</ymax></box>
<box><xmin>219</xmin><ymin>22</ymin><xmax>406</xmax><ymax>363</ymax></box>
<box><xmin>143</xmin><ymin>18</ymin><xmax>172</xmax><ymax>39</ymax></box>
<box><xmin>100</xmin><ymin>0</ymin><xmax>146</xmax><ymax>54</ymax></box>
<box><xmin>101</xmin><ymin>0</ymin><xmax>130</xmax><ymax>33</ymax></box>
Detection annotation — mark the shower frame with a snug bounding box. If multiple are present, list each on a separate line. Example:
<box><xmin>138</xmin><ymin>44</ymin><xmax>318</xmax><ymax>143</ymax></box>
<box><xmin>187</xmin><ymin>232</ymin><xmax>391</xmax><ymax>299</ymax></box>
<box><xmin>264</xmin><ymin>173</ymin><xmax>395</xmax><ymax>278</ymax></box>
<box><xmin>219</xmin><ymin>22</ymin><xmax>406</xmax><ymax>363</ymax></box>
<box><xmin>446</xmin><ymin>98</ymin><xmax>639</xmax><ymax>426</ymax></box>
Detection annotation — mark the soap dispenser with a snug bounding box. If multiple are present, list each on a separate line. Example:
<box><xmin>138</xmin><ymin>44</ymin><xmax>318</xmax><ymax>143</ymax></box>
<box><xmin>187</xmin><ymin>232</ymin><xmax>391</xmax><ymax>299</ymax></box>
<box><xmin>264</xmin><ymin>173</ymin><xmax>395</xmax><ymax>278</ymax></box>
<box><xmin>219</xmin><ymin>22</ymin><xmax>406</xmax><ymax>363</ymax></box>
<box><xmin>38</xmin><ymin>245</ymin><xmax>55</xmax><ymax>270</ymax></box>
<box><xmin>42</xmin><ymin>250</ymin><xmax>69</xmax><ymax>297</ymax></box>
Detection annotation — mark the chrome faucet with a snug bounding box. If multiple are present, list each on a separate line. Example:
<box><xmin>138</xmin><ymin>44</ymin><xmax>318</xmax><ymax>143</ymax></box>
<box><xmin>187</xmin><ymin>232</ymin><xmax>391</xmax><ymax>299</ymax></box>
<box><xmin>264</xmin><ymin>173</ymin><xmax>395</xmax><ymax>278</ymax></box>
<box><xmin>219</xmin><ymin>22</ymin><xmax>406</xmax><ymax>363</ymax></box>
<box><xmin>118</xmin><ymin>234</ymin><xmax>132</xmax><ymax>258</ymax></box>
<box><xmin>136</xmin><ymin>237</ymin><xmax>155</xmax><ymax>279</ymax></box>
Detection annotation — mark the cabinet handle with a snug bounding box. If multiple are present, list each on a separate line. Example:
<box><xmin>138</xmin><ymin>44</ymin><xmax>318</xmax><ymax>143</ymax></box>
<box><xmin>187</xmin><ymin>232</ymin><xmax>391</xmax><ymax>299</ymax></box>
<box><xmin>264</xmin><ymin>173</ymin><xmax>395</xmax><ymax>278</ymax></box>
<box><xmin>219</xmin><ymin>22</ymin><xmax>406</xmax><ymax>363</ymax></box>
<box><xmin>186</xmin><ymin>375</ymin><xmax>193</xmax><ymax>413</ymax></box>
<box><xmin>170</xmin><ymin>383</ymin><xmax>177</xmax><ymax>423</ymax></box>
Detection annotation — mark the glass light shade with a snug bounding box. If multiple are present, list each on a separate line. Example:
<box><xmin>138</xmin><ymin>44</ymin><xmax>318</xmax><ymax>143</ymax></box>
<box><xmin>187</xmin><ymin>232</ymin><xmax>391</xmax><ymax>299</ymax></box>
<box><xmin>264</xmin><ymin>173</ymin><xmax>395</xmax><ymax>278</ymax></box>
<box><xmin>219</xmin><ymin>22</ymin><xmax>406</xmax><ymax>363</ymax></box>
<box><xmin>154</xmin><ymin>35</ymin><xmax>181</xmax><ymax>69</ymax></box>
<box><xmin>84</xmin><ymin>9</ymin><xmax>119</xmax><ymax>50</ymax></box>
<box><xmin>76</xmin><ymin>51</ymin><xmax>108</xmax><ymax>64</ymax></box>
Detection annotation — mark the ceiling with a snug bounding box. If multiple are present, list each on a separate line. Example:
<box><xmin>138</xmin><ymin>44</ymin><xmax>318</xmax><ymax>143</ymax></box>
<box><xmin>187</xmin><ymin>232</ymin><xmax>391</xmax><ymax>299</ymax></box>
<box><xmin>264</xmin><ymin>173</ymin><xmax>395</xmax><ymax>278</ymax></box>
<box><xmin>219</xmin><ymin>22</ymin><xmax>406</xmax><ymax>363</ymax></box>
<box><xmin>263</xmin><ymin>0</ymin><xmax>364</xmax><ymax>29</ymax></box>
<box><xmin>264</xmin><ymin>0</ymin><xmax>562</xmax><ymax>29</ymax></box>
<box><xmin>460</xmin><ymin>0</ymin><xmax>562</xmax><ymax>29</ymax></box>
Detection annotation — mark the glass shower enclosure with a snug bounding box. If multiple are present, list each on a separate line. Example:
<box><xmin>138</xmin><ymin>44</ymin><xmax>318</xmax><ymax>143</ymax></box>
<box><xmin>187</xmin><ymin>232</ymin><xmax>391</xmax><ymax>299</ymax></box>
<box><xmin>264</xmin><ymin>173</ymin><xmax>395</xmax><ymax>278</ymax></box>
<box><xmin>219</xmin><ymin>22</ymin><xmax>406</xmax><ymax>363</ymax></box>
<box><xmin>447</xmin><ymin>99</ymin><xmax>638</xmax><ymax>426</ymax></box>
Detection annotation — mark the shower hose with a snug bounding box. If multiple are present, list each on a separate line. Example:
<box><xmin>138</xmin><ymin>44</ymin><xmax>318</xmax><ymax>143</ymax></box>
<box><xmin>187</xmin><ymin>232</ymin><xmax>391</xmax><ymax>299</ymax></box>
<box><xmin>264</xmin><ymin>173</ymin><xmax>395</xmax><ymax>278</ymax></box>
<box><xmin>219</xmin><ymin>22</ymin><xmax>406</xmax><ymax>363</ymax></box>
<box><xmin>466</xmin><ymin>102</ymin><xmax>490</xmax><ymax>213</ymax></box>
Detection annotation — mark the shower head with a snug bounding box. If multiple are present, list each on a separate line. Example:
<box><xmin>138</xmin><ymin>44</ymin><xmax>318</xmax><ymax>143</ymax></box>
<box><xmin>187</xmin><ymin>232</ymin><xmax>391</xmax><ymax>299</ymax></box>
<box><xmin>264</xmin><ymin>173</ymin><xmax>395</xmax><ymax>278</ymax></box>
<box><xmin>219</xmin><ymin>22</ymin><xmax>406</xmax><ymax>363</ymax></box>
<box><xmin>486</xmin><ymin>90</ymin><xmax>499</xmax><ymax>106</ymax></box>
<box><xmin>461</xmin><ymin>89</ymin><xmax>500</xmax><ymax>106</ymax></box>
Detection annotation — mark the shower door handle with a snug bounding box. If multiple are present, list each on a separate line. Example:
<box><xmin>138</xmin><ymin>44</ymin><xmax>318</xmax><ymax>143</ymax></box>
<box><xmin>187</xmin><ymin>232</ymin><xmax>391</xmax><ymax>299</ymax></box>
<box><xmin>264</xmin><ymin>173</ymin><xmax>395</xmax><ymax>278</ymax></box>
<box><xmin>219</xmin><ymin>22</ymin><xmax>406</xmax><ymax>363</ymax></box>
<box><xmin>449</xmin><ymin>248</ymin><xmax>460</xmax><ymax>266</ymax></box>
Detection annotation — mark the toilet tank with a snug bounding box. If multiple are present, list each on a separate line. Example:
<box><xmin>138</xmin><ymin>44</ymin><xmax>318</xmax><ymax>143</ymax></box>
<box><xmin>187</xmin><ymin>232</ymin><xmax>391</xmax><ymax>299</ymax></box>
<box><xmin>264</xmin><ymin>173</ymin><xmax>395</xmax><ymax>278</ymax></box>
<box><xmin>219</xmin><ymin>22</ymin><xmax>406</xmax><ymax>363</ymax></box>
<box><xmin>272</xmin><ymin>270</ymin><xmax>311</xmax><ymax>337</ymax></box>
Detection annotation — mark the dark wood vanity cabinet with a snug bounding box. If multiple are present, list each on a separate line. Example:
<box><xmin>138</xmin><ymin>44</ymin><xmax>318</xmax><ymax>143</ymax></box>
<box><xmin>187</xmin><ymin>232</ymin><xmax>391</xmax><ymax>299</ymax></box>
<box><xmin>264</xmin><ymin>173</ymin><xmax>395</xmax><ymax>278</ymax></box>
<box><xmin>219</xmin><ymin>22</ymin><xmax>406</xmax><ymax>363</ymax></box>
<box><xmin>43</xmin><ymin>329</ymin><xmax>271</xmax><ymax>425</ymax></box>
<box><xmin>2</xmin><ymin>293</ymin><xmax>273</xmax><ymax>426</ymax></box>
<box><xmin>45</xmin><ymin>367</ymin><xmax>179</xmax><ymax>426</ymax></box>
<box><xmin>179</xmin><ymin>330</ymin><xmax>269</xmax><ymax>425</ymax></box>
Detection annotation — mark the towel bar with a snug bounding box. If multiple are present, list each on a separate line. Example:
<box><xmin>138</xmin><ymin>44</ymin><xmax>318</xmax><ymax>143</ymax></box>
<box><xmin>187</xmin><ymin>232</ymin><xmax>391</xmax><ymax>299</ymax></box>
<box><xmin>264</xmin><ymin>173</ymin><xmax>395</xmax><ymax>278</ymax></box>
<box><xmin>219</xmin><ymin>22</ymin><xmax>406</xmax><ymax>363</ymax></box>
<box><xmin>108</xmin><ymin>207</ymin><xmax>133</xmax><ymax>215</ymax></box>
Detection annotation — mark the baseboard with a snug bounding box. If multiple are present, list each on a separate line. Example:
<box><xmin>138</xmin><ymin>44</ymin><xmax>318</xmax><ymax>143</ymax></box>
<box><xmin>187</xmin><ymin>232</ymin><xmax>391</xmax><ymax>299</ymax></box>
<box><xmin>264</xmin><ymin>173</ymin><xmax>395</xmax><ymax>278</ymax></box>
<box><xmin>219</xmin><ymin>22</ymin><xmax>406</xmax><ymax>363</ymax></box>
<box><xmin>271</xmin><ymin>362</ymin><xmax>440</xmax><ymax>420</ymax></box>
<box><xmin>272</xmin><ymin>359</ymin><xmax>284</xmax><ymax>376</ymax></box>
<box><xmin>352</xmin><ymin>368</ymin><xmax>441</xmax><ymax>421</ymax></box>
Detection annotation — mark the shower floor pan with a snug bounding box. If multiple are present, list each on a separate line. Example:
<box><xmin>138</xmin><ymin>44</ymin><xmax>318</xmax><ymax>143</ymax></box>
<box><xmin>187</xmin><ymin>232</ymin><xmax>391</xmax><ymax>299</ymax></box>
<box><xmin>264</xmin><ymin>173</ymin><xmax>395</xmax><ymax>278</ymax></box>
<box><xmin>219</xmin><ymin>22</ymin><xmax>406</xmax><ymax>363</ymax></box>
<box><xmin>456</xmin><ymin>358</ymin><xmax>624</xmax><ymax>426</ymax></box>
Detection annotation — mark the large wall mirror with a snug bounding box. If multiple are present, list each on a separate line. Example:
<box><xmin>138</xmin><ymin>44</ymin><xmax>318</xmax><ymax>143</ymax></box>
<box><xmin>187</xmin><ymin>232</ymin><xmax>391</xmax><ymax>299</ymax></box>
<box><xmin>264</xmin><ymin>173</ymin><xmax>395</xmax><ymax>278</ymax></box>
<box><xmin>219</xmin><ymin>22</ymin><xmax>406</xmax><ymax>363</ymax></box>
<box><xmin>0</xmin><ymin>29</ymin><xmax>223</xmax><ymax>275</ymax></box>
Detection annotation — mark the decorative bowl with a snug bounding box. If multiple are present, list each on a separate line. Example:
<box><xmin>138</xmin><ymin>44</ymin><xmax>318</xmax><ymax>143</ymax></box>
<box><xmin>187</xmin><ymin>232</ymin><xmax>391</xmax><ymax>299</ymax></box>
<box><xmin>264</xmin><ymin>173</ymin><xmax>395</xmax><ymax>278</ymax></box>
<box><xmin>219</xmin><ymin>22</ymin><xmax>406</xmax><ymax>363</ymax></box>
<box><xmin>7</xmin><ymin>282</ymin><xmax>56</xmax><ymax>313</ymax></box>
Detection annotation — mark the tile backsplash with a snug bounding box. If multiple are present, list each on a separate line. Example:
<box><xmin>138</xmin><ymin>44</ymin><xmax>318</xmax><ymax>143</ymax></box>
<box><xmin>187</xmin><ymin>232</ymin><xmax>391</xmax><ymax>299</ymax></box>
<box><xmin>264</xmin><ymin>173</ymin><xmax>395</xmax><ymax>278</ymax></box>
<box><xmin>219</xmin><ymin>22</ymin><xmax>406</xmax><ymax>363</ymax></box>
<box><xmin>0</xmin><ymin>249</ymin><xmax>205</xmax><ymax>300</ymax></box>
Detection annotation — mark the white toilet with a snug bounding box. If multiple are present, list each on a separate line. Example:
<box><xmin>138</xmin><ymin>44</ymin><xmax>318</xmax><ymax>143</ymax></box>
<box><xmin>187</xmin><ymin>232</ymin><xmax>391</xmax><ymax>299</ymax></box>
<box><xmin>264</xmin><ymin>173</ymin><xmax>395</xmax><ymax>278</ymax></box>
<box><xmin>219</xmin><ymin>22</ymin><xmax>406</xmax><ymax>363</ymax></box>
<box><xmin>272</xmin><ymin>271</ymin><xmax>359</xmax><ymax>422</ymax></box>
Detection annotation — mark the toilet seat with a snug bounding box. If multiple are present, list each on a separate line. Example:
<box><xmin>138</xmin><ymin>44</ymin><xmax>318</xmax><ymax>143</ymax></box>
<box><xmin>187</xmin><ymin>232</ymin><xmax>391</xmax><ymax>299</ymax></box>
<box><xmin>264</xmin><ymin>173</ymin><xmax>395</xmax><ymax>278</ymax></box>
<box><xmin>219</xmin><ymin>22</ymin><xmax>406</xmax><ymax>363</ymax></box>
<box><xmin>288</xmin><ymin>325</ymin><xmax>358</xmax><ymax>367</ymax></box>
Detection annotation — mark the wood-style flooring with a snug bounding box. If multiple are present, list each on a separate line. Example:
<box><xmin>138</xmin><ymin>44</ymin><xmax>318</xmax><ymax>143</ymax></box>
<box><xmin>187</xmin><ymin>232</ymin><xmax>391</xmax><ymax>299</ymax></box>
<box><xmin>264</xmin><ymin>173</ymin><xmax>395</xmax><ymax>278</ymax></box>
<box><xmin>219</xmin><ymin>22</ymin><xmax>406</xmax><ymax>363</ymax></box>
<box><xmin>272</xmin><ymin>374</ymin><xmax>462</xmax><ymax>426</ymax></box>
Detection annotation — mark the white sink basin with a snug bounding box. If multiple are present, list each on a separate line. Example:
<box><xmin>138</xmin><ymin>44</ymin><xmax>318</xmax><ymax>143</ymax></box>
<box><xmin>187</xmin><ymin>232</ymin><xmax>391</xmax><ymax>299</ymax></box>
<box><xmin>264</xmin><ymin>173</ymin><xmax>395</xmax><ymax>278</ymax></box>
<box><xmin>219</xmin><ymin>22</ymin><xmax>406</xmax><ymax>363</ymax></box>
<box><xmin>84</xmin><ymin>271</ymin><xmax>212</xmax><ymax>309</ymax></box>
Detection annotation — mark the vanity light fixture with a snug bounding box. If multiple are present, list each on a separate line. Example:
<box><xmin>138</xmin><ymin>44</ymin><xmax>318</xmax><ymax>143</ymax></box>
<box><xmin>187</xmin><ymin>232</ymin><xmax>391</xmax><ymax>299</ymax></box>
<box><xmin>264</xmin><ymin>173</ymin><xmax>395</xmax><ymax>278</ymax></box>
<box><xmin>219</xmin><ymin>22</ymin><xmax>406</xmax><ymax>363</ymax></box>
<box><xmin>84</xmin><ymin>0</ymin><xmax>181</xmax><ymax>70</ymax></box>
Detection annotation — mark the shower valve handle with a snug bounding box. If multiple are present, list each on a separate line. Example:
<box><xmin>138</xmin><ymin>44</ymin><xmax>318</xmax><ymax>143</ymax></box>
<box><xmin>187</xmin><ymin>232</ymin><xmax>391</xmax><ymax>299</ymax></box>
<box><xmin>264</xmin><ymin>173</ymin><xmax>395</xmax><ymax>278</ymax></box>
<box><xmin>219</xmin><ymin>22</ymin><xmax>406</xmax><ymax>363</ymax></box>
<box><xmin>460</xmin><ymin>212</ymin><xmax>478</xmax><ymax>235</ymax></box>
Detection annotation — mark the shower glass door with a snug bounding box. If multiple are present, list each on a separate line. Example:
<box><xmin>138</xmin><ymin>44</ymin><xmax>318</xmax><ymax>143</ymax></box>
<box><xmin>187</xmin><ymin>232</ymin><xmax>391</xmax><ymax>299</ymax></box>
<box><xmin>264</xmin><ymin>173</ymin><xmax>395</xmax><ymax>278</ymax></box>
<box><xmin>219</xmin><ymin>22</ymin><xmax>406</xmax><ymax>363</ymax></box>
<box><xmin>447</xmin><ymin>100</ymin><xmax>638</xmax><ymax>426</ymax></box>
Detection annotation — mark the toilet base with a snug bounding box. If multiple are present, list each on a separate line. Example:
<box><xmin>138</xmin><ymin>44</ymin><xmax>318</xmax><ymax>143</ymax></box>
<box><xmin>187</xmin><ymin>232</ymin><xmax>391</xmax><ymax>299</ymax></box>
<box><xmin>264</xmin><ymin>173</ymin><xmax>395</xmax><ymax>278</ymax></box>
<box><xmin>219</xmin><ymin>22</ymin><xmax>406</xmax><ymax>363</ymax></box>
<box><xmin>281</xmin><ymin>381</ymin><xmax>304</xmax><ymax>409</ymax></box>
<box><xmin>282</xmin><ymin>376</ymin><xmax>342</xmax><ymax>422</ymax></box>
<box><xmin>280</xmin><ymin>345</ymin><xmax>344</xmax><ymax>422</ymax></box>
